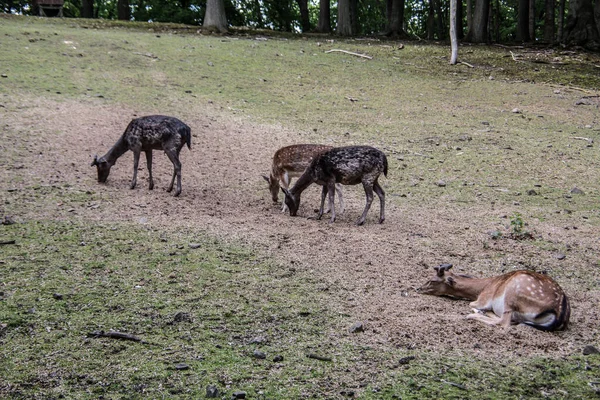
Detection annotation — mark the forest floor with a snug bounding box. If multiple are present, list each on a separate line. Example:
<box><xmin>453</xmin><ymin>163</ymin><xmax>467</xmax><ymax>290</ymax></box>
<box><xmin>1</xmin><ymin>14</ymin><xmax>600</xmax><ymax>398</ymax></box>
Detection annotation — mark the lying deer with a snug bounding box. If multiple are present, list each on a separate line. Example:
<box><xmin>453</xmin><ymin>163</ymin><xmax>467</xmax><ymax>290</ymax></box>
<box><xmin>282</xmin><ymin>145</ymin><xmax>388</xmax><ymax>225</ymax></box>
<box><xmin>418</xmin><ymin>263</ymin><xmax>570</xmax><ymax>331</ymax></box>
<box><xmin>91</xmin><ymin>115</ymin><xmax>191</xmax><ymax>197</ymax></box>
<box><xmin>263</xmin><ymin>144</ymin><xmax>344</xmax><ymax>213</ymax></box>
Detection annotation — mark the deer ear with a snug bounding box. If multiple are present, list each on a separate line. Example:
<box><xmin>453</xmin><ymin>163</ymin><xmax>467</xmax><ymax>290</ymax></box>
<box><xmin>446</xmin><ymin>276</ymin><xmax>456</xmax><ymax>286</ymax></box>
<box><xmin>91</xmin><ymin>155</ymin><xmax>99</xmax><ymax>167</ymax></box>
<box><xmin>434</xmin><ymin>263</ymin><xmax>453</xmax><ymax>277</ymax></box>
<box><xmin>262</xmin><ymin>175</ymin><xmax>271</xmax><ymax>183</ymax></box>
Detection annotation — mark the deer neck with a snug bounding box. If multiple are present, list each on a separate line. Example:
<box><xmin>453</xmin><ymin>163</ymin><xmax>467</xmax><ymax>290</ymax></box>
<box><xmin>451</xmin><ymin>275</ymin><xmax>494</xmax><ymax>300</ymax></box>
<box><xmin>103</xmin><ymin>136</ymin><xmax>129</xmax><ymax>164</ymax></box>
<box><xmin>289</xmin><ymin>169</ymin><xmax>314</xmax><ymax>196</ymax></box>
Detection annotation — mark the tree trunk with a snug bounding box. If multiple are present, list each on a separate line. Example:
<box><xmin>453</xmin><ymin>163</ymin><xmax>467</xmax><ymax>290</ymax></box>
<box><xmin>296</xmin><ymin>0</ymin><xmax>311</xmax><ymax>32</ymax></box>
<box><xmin>557</xmin><ymin>0</ymin><xmax>565</xmax><ymax>39</ymax></box>
<box><xmin>529</xmin><ymin>0</ymin><xmax>536</xmax><ymax>40</ymax></box>
<box><xmin>317</xmin><ymin>0</ymin><xmax>331</xmax><ymax>33</ymax></box>
<box><xmin>81</xmin><ymin>0</ymin><xmax>93</xmax><ymax>18</ymax></box>
<box><xmin>517</xmin><ymin>0</ymin><xmax>530</xmax><ymax>42</ymax></box>
<box><xmin>386</xmin><ymin>0</ymin><xmax>406</xmax><ymax>36</ymax></box>
<box><xmin>544</xmin><ymin>0</ymin><xmax>556</xmax><ymax>42</ymax></box>
<box><xmin>117</xmin><ymin>0</ymin><xmax>130</xmax><ymax>21</ymax></box>
<box><xmin>204</xmin><ymin>0</ymin><xmax>228</xmax><ymax>33</ymax></box>
<box><xmin>427</xmin><ymin>0</ymin><xmax>435</xmax><ymax>39</ymax></box>
<box><xmin>563</xmin><ymin>0</ymin><xmax>600</xmax><ymax>50</ymax></box>
<box><xmin>457</xmin><ymin>0</ymin><xmax>464</xmax><ymax>38</ymax></box>
<box><xmin>450</xmin><ymin>0</ymin><xmax>458</xmax><ymax>64</ymax></box>
<box><xmin>337</xmin><ymin>0</ymin><xmax>357</xmax><ymax>36</ymax></box>
<box><xmin>470</xmin><ymin>0</ymin><xmax>489</xmax><ymax>42</ymax></box>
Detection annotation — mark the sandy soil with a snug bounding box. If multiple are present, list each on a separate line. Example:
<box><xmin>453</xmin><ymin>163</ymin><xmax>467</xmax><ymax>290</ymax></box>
<box><xmin>3</xmin><ymin>96</ymin><xmax>599</xmax><ymax>360</ymax></box>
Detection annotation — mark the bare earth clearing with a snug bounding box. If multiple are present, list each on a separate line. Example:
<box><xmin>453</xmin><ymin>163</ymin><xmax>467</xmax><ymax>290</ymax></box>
<box><xmin>3</xmin><ymin>94</ymin><xmax>600</xmax><ymax>363</ymax></box>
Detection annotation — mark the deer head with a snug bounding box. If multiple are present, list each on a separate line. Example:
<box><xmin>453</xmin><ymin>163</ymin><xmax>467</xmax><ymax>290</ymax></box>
<box><xmin>91</xmin><ymin>155</ymin><xmax>112</xmax><ymax>183</ymax></box>
<box><xmin>418</xmin><ymin>263</ymin><xmax>458</xmax><ymax>296</ymax></box>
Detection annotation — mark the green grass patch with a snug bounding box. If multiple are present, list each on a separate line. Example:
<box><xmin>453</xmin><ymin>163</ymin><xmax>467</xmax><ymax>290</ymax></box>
<box><xmin>1</xmin><ymin>221</ymin><xmax>599</xmax><ymax>398</ymax></box>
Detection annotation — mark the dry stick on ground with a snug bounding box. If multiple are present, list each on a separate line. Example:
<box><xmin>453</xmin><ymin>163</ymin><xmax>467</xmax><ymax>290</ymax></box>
<box><xmin>325</xmin><ymin>49</ymin><xmax>373</xmax><ymax>60</ymax></box>
<box><xmin>0</xmin><ymin>240</ymin><xmax>16</xmax><ymax>245</ymax></box>
<box><xmin>306</xmin><ymin>353</ymin><xmax>333</xmax><ymax>362</ymax></box>
<box><xmin>571</xmin><ymin>136</ymin><xmax>594</xmax><ymax>143</ymax></box>
<box><xmin>88</xmin><ymin>330</ymin><xmax>147</xmax><ymax>343</ymax></box>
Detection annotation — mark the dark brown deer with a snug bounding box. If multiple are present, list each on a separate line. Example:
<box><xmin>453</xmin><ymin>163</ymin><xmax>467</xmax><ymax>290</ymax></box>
<box><xmin>91</xmin><ymin>115</ymin><xmax>191</xmax><ymax>196</ymax></box>
<box><xmin>263</xmin><ymin>144</ymin><xmax>344</xmax><ymax>213</ymax></box>
<box><xmin>418</xmin><ymin>264</ymin><xmax>570</xmax><ymax>331</ymax></box>
<box><xmin>282</xmin><ymin>146</ymin><xmax>388</xmax><ymax>225</ymax></box>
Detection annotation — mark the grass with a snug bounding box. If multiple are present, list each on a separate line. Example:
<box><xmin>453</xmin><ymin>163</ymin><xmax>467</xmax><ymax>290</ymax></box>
<box><xmin>1</xmin><ymin>14</ymin><xmax>600</xmax><ymax>398</ymax></box>
<box><xmin>2</xmin><ymin>222</ymin><xmax>599</xmax><ymax>399</ymax></box>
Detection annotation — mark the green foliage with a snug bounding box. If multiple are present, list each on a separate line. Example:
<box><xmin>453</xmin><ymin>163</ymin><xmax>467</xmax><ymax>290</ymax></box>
<box><xmin>510</xmin><ymin>213</ymin><xmax>533</xmax><ymax>240</ymax></box>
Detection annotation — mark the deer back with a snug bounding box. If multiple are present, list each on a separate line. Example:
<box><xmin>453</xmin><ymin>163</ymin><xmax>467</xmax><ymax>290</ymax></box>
<box><xmin>480</xmin><ymin>270</ymin><xmax>570</xmax><ymax>331</ymax></box>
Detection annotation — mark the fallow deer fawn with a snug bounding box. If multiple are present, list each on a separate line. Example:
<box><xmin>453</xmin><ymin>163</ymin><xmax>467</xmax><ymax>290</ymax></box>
<box><xmin>418</xmin><ymin>264</ymin><xmax>570</xmax><ymax>331</ymax></box>
<box><xmin>282</xmin><ymin>145</ymin><xmax>387</xmax><ymax>225</ymax></box>
<box><xmin>263</xmin><ymin>144</ymin><xmax>344</xmax><ymax>213</ymax></box>
<box><xmin>91</xmin><ymin>115</ymin><xmax>191</xmax><ymax>196</ymax></box>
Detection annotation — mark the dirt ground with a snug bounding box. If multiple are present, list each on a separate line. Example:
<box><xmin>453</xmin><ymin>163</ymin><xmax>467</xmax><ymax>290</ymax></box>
<box><xmin>3</xmin><ymin>95</ymin><xmax>599</xmax><ymax>361</ymax></box>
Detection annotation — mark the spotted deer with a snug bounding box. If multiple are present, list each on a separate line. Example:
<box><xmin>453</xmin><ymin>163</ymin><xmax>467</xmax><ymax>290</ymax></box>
<box><xmin>282</xmin><ymin>146</ymin><xmax>387</xmax><ymax>225</ymax></box>
<box><xmin>263</xmin><ymin>144</ymin><xmax>344</xmax><ymax>213</ymax></box>
<box><xmin>418</xmin><ymin>264</ymin><xmax>570</xmax><ymax>331</ymax></box>
<box><xmin>91</xmin><ymin>115</ymin><xmax>191</xmax><ymax>197</ymax></box>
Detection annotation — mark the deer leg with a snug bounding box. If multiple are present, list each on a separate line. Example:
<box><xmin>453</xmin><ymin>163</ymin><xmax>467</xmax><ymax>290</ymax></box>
<box><xmin>466</xmin><ymin>310</ymin><xmax>503</xmax><ymax>326</ymax></box>
<box><xmin>335</xmin><ymin>183</ymin><xmax>345</xmax><ymax>215</ymax></box>
<box><xmin>280</xmin><ymin>172</ymin><xmax>290</xmax><ymax>213</ymax></box>
<box><xmin>327</xmin><ymin>182</ymin><xmax>337</xmax><ymax>223</ymax></box>
<box><xmin>373</xmin><ymin>181</ymin><xmax>385</xmax><ymax>224</ymax></box>
<box><xmin>131</xmin><ymin>150</ymin><xmax>141</xmax><ymax>189</ymax></box>
<box><xmin>316</xmin><ymin>185</ymin><xmax>327</xmax><ymax>220</ymax></box>
<box><xmin>356</xmin><ymin>181</ymin><xmax>374</xmax><ymax>226</ymax></box>
<box><xmin>164</xmin><ymin>149</ymin><xmax>182</xmax><ymax>196</ymax></box>
<box><xmin>145</xmin><ymin>150</ymin><xmax>154</xmax><ymax>190</ymax></box>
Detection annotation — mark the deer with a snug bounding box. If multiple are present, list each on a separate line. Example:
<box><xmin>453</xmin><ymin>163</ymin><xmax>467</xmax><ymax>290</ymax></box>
<box><xmin>418</xmin><ymin>263</ymin><xmax>570</xmax><ymax>331</ymax></box>
<box><xmin>282</xmin><ymin>145</ymin><xmax>388</xmax><ymax>226</ymax></box>
<box><xmin>91</xmin><ymin>115</ymin><xmax>191</xmax><ymax>197</ymax></box>
<box><xmin>262</xmin><ymin>144</ymin><xmax>344</xmax><ymax>213</ymax></box>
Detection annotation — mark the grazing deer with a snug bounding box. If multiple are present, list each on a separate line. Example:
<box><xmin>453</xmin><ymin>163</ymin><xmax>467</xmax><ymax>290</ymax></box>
<box><xmin>282</xmin><ymin>146</ymin><xmax>387</xmax><ymax>225</ymax></box>
<box><xmin>418</xmin><ymin>263</ymin><xmax>570</xmax><ymax>331</ymax></box>
<box><xmin>262</xmin><ymin>144</ymin><xmax>344</xmax><ymax>213</ymax></box>
<box><xmin>91</xmin><ymin>115</ymin><xmax>191</xmax><ymax>197</ymax></box>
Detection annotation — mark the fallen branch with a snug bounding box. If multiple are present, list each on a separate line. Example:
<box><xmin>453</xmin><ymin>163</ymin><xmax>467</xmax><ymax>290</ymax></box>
<box><xmin>306</xmin><ymin>353</ymin><xmax>332</xmax><ymax>362</ymax></box>
<box><xmin>133</xmin><ymin>52</ymin><xmax>158</xmax><ymax>59</ymax></box>
<box><xmin>459</xmin><ymin>61</ymin><xmax>474</xmax><ymax>68</ymax></box>
<box><xmin>325</xmin><ymin>49</ymin><xmax>373</xmax><ymax>60</ymax></box>
<box><xmin>571</xmin><ymin>136</ymin><xmax>594</xmax><ymax>143</ymax></box>
<box><xmin>88</xmin><ymin>330</ymin><xmax>146</xmax><ymax>343</ymax></box>
<box><xmin>0</xmin><ymin>240</ymin><xmax>16</xmax><ymax>246</ymax></box>
<box><xmin>510</xmin><ymin>51</ymin><xmax>523</xmax><ymax>63</ymax></box>
<box><xmin>441</xmin><ymin>379</ymin><xmax>468</xmax><ymax>390</ymax></box>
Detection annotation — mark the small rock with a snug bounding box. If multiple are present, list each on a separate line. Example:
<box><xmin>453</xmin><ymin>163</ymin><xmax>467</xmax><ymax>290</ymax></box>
<box><xmin>174</xmin><ymin>363</ymin><xmax>189</xmax><ymax>370</ymax></box>
<box><xmin>512</xmin><ymin>108</ymin><xmax>522</xmax><ymax>114</ymax></box>
<box><xmin>249</xmin><ymin>336</ymin><xmax>267</xmax><ymax>344</ymax></box>
<box><xmin>2</xmin><ymin>216</ymin><xmax>16</xmax><ymax>225</ymax></box>
<box><xmin>173</xmin><ymin>312</ymin><xmax>192</xmax><ymax>323</ymax></box>
<box><xmin>583</xmin><ymin>345</ymin><xmax>599</xmax><ymax>355</ymax></box>
<box><xmin>349</xmin><ymin>321</ymin><xmax>364</xmax><ymax>333</ymax></box>
<box><xmin>253</xmin><ymin>350</ymin><xmax>266</xmax><ymax>359</ymax></box>
<box><xmin>398</xmin><ymin>356</ymin><xmax>415</xmax><ymax>365</ymax></box>
<box><xmin>206</xmin><ymin>385</ymin><xmax>219</xmax><ymax>398</ymax></box>
<box><xmin>273</xmin><ymin>355</ymin><xmax>284</xmax><ymax>362</ymax></box>
<box><xmin>570</xmin><ymin>187</ymin><xmax>585</xmax><ymax>195</ymax></box>
<box><xmin>436</xmin><ymin>180</ymin><xmax>447</xmax><ymax>187</ymax></box>
<box><xmin>189</xmin><ymin>243</ymin><xmax>202</xmax><ymax>249</ymax></box>
<box><xmin>1</xmin><ymin>74</ymin><xmax>7</xmax><ymax>78</ymax></box>
<box><xmin>527</xmin><ymin>189</ymin><xmax>538</xmax><ymax>196</ymax></box>
<box><xmin>555</xmin><ymin>253</ymin><xmax>566</xmax><ymax>260</ymax></box>
<box><xmin>232</xmin><ymin>391</ymin><xmax>246</xmax><ymax>399</ymax></box>
<box><xmin>52</xmin><ymin>293</ymin><xmax>63</xmax><ymax>300</ymax></box>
